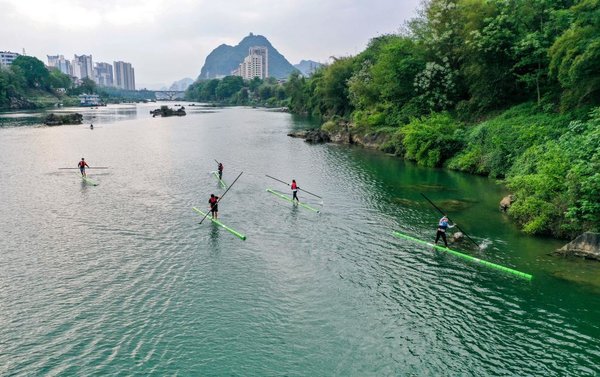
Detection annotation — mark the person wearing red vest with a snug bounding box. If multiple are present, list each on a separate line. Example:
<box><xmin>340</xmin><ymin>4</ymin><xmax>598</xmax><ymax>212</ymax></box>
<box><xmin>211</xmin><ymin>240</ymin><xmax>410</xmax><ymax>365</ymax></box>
<box><xmin>78</xmin><ymin>158</ymin><xmax>90</xmax><ymax>177</ymax></box>
<box><xmin>209</xmin><ymin>194</ymin><xmax>220</xmax><ymax>219</ymax></box>
<box><xmin>291</xmin><ymin>179</ymin><xmax>299</xmax><ymax>202</ymax></box>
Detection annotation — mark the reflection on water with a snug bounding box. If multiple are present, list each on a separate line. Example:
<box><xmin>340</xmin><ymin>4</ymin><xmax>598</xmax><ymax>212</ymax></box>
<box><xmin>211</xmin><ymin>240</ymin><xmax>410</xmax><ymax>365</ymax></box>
<box><xmin>0</xmin><ymin>102</ymin><xmax>173</xmax><ymax>128</ymax></box>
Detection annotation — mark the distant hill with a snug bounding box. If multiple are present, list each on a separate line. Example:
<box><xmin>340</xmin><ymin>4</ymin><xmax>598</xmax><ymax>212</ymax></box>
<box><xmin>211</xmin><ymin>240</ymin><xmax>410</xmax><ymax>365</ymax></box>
<box><xmin>169</xmin><ymin>78</ymin><xmax>194</xmax><ymax>91</ymax></box>
<box><xmin>198</xmin><ymin>33</ymin><xmax>296</xmax><ymax>79</ymax></box>
<box><xmin>294</xmin><ymin>60</ymin><xmax>322</xmax><ymax>76</ymax></box>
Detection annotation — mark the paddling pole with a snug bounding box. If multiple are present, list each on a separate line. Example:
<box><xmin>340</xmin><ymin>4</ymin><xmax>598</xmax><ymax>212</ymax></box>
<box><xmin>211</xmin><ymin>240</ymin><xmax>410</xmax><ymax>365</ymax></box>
<box><xmin>420</xmin><ymin>193</ymin><xmax>481</xmax><ymax>249</ymax></box>
<box><xmin>199</xmin><ymin>171</ymin><xmax>243</xmax><ymax>225</ymax></box>
<box><xmin>59</xmin><ymin>167</ymin><xmax>109</xmax><ymax>169</ymax></box>
<box><xmin>265</xmin><ymin>174</ymin><xmax>322</xmax><ymax>199</ymax></box>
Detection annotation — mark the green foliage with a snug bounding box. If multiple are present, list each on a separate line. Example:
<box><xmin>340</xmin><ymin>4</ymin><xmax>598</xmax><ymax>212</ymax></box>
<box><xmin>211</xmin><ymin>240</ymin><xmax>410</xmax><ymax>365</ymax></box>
<box><xmin>400</xmin><ymin>113</ymin><xmax>464</xmax><ymax>167</ymax></box>
<box><xmin>0</xmin><ymin>67</ymin><xmax>26</xmax><ymax>107</ymax></box>
<box><xmin>48</xmin><ymin>68</ymin><xmax>72</xmax><ymax>90</ymax></box>
<box><xmin>10</xmin><ymin>56</ymin><xmax>50</xmax><ymax>89</ymax></box>
<box><xmin>68</xmin><ymin>78</ymin><xmax>97</xmax><ymax>95</ymax></box>
<box><xmin>549</xmin><ymin>0</ymin><xmax>600</xmax><ymax>109</ymax></box>
<box><xmin>215</xmin><ymin>76</ymin><xmax>244</xmax><ymax>99</ymax></box>
<box><xmin>379</xmin><ymin>128</ymin><xmax>406</xmax><ymax>156</ymax></box>
<box><xmin>448</xmin><ymin>103</ymin><xmax>573</xmax><ymax>177</ymax></box>
<box><xmin>185</xmin><ymin>76</ymin><xmax>287</xmax><ymax>107</ymax></box>
<box><xmin>0</xmin><ymin>56</ymin><xmax>77</xmax><ymax>109</ymax></box>
<box><xmin>315</xmin><ymin>57</ymin><xmax>355</xmax><ymax>118</ymax></box>
<box><xmin>505</xmin><ymin>107</ymin><xmax>600</xmax><ymax>236</ymax></box>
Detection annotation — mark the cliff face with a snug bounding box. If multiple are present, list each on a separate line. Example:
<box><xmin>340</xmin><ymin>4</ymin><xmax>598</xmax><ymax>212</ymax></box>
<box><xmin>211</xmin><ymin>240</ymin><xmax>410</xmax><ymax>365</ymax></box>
<box><xmin>198</xmin><ymin>34</ymin><xmax>296</xmax><ymax>79</ymax></box>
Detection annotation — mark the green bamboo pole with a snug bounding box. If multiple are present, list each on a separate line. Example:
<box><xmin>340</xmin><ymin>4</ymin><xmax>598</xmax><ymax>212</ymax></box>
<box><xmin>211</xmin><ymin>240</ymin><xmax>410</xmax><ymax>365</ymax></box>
<box><xmin>193</xmin><ymin>207</ymin><xmax>246</xmax><ymax>240</ymax></box>
<box><xmin>79</xmin><ymin>173</ymin><xmax>98</xmax><ymax>186</ymax></box>
<box><xmin>212</xmin><ymin>171</ymin><xmax>227</xmax><ymax>188</ymax></box>
<box><xmin>266</xmin><ymin>189</ymin><xmax>320</xmax><ymax>213</ymax></box>
<box><xmin>392</xmin><ymin>231</ymin><xmax>532</xmax><ymax>280</ymax></box>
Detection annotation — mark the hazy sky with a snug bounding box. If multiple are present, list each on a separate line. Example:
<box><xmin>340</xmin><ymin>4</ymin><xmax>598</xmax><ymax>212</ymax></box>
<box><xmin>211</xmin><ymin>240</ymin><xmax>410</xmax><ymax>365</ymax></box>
<box><xmin>0</xmin><ymin>0</ymin><xmax>421</xmax><ymax>89</ymax></box>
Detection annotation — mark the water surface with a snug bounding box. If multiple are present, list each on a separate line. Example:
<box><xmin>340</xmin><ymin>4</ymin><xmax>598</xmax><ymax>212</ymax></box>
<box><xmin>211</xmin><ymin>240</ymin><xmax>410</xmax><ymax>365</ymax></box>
<box><xmin>1</xmin><ymin>104</ymin><xmax>599</xmax><ymax>375</ymax></box>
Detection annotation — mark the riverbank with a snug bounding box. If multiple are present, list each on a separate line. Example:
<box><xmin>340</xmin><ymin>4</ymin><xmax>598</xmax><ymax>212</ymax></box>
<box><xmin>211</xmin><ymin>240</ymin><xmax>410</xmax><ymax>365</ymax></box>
<box><xmin>289</xmin><ymin>103</ymin><xmax>600</xmax><ymax>243</ymax></box>
<box><xmin>0</xmin><ymin>90</ymin><xmax>79</xmax><ymax>111</ymax></box>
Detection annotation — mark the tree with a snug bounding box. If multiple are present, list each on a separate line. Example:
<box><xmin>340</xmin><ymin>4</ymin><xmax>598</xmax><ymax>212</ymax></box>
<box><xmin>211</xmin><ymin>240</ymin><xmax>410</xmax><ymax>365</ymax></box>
<box><xmin>48</xmin><ymin>68</ymin><xmax>72</xmax><ymax>91</ymax></box>
<box><xmin>10</xmin><ymin>56</ymin><xmax>49</xmax><ymax>89</ymax></box>
<box><xmin>215</xmin><ymin>76</ymin><xmax>244</xmax><ymax>100</ymax></box>
<box><xmin>315</xmin><ymin>56</ymin><xmax>355</xmax><ymax>118</ymax></box>
<box><xmin>549</xmin><ymin>0</ymin><xmax>600</xmax><ymax>109</ymax></box>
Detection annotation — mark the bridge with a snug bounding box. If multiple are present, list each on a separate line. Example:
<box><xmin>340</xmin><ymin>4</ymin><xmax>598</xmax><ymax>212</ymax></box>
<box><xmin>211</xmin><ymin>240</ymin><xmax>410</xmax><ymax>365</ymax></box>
<box><xmin>153</xmin><ymin>90</ymin><xmax>185</xmax><ymax>100</ymax></box>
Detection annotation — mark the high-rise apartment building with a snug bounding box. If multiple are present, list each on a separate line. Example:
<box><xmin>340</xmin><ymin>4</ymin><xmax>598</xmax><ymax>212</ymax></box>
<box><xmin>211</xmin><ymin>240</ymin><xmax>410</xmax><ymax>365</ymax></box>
<box><xmin>114</xmin><ymin>61</ymin><xmax>135</xmax><ymax>90</ymax></box>
<box><xmin>73</xmin><ymin>54</ymin><xmax>93</xmax><ymax>79</ymax></box>
<box><xmin>94</xmin><ymin>62</ymin><xmax>113</xmax><ymax>87</ymax></box>
<box><xmin>232</xmin><ymin>46</ymin><xmax>269</xmax><ymax>80</ymax></box>
<box><xmin>47</xmin><ymin>55</ymin><xmax>72</xmax><ymax>75</ymax></box>
<box><xmin>0</xmin><ymin>51</ymin><xmax>20</xmax><ymax>67</ymax></box>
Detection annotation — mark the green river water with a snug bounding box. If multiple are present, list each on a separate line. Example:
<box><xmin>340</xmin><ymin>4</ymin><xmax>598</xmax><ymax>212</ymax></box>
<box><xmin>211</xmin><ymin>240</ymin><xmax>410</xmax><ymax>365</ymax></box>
<box><xmin>0</xmin><ymin>104</ymin><xmax>599</xmax><ymax>375</ymax></box>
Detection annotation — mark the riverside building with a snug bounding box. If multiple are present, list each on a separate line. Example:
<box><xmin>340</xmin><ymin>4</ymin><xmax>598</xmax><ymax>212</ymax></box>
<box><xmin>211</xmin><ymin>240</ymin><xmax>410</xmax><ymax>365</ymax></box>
<box><xmin>73</xmin><ymin>54</ymin><xmax>93</xmax><ymax>80</ymax></box>
<box><xmin>0</xmin><ymin>51</ymin><xmax>20</xmax><ymax>67</ymax></box>
<box><xmin>47</xmin><ymin>55</ymin><xmax>72</xmax><ymax>75</ymax></box>
<box><xmin>94</xmin><ymin>62</ymin><xmax>114</xmax><ymax>87</ymax></box>
<box><xmin>114</xmin><ymin>61</ymin><xmax>135</xmax><ymax>90</ymax></box>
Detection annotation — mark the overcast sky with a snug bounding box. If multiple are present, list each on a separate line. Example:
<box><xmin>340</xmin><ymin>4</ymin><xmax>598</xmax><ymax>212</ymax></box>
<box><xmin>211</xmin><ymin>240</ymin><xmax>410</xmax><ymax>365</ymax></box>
<box><xmin>0</xmin><ymin>0</ymin><xmax>421</xmax><ymax>89</ymax></box>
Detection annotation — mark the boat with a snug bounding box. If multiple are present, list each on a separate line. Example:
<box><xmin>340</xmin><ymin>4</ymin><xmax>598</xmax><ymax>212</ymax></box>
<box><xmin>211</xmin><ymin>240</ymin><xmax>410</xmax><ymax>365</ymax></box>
<box><xmin>212</xmin><ymin>171</ymin><xmax>227</xmax><ymax>188</ymax></box>
<box><xmin>391</xmin><ymin>231</ymin><xmax>532</xmax><ymax>280</ymax></box>
<box><xmin>266</xmin><ymin>188</ymin><xmax>320</xmax><ymax>213</ymax></box>
<box><xmin>79</xmin><ymin>173</ymin><xmax>98</xmax><ymax>186</ymax></box>
<box><xmin>192</xmin><ymin>207</ymin><xmax>246</xmax><ymax>240</ymax></box>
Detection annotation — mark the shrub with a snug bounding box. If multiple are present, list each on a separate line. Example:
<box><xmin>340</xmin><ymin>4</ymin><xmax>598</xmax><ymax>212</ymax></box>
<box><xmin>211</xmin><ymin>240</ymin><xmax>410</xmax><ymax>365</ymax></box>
<box><xmin>400</xmin><ymin>113</ymin><xmax>463</xmax><ymax>167</ymax></box>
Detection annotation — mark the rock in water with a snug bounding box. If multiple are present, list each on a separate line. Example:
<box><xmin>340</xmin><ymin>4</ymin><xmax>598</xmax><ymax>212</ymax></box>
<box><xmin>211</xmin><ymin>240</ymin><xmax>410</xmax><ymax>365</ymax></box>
<box><xmin>500</xmin><ymin>195</ymin><xmax>515</xmax><ymax>212</ymax></box>
<box><xmin>556</xmin><ymin>232</ymin><xmax>600</xmax><ymax>261</ymax></box>
<box><xmin>304</xmin><ymin>129</ymin><xmax>331</xmax><ymax>143</ymax></box>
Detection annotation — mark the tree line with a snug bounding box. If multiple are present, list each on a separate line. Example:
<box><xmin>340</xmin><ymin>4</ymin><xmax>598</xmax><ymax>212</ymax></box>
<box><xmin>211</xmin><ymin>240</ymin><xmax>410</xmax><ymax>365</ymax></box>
<box><xmin>185</xmin><ymin>76</ymin><xmax>287</xmax><ymax>107</ymax></box>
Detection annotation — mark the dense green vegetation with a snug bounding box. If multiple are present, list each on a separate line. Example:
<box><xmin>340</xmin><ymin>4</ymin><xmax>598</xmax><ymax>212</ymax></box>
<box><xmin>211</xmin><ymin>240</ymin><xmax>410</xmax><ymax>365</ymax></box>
<box><xmin>0</xmin><ymin>56</ymin><xmax>156</xmax><ymax>109</ymax></box>
<box><xmin>185</xmin><ymin>76</ymin><xmax>287</xmax><ymax>107</ymax></box>
<box><xmin>282</xmin><ymin>0</ymin><xmax>599</xmax><ymax>238</ymax></box>
<box><xmin>0</xmin><ymin>56</ymin><xmax>71</xmax><ymax>108</ymax></box>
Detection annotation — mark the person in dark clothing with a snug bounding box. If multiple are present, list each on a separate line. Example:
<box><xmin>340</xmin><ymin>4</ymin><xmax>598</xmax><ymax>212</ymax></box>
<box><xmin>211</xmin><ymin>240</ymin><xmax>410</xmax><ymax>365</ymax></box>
<box><xmin>209</xmin><ymin>194</ymin><xmax>219</xmax><ymax>219</ymax></box>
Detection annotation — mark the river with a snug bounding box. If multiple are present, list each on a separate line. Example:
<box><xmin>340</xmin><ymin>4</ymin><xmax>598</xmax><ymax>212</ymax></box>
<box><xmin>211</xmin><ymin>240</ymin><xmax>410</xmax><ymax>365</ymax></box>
<box><xmin>1</xmin><ymin>103</ymin><xmax>599</xmax><ymax>375</ymax></box>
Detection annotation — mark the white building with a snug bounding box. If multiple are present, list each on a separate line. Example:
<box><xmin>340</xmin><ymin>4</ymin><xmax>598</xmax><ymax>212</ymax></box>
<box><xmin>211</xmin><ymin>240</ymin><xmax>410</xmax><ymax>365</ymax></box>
<box><xmin>47</xmin><ymin>55</ymin><xmax>72</xmax><ymax>75</ymax></box>
<box><xmin>0</xmin><ymin>51</ymin><xmax>20</xmax><ymax>67</ymax></box>
<box><xmin>73</xmin><ymin>54</ymin><xmax>93</xmax><ymax>80</ymax></box>
<box><xmin>114</xmin><ymin>61</ymin><xmax>135</xmax><ymax>90</ymax></box>
<box><xmin>233</xmin><ymin>46</ymin><xmax>269</xmax><ymax>80</ymax></box>
<box><xmin>94</xmin><ymin>62</ymin><xmax>113</xmax><ymax>87</ymax></box>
